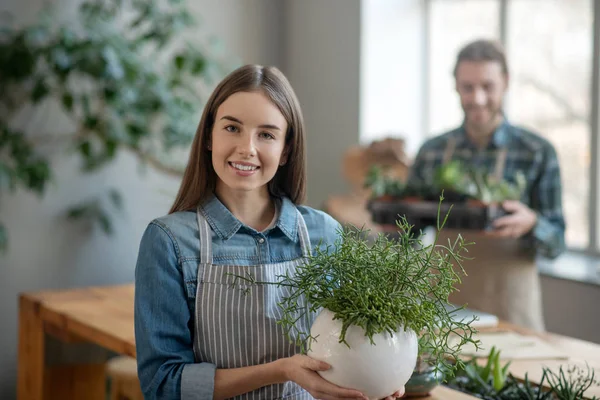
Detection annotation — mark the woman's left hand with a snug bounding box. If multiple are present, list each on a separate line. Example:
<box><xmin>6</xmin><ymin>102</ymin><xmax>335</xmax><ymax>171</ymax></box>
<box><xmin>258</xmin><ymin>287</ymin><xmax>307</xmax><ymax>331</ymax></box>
<box><xmin>382</xmin><ymin>387</ymin><xmax>405</xmax><ymax>399</ymax></box>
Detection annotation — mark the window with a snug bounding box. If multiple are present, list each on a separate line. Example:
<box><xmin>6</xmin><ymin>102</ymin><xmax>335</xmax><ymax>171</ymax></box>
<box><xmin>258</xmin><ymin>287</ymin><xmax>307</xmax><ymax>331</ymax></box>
<box><xmin>428</xmin><ymin>0</ymin><xmax>500</xmax><ymax>134</ymax></box>
<box><xmin>426</xmin><ymin>0</ymin><xmax>596</xmax><ymax>252</ymax></box>
<box><xmin>506</xmin><ymin>0</ymin><xmax>593</xmax><ymax>249</ymax></box>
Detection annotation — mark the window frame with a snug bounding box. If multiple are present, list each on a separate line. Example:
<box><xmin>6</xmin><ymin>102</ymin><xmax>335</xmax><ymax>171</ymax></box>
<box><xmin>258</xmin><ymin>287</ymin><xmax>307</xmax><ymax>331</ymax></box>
<box><xmin>423</xmin><ymin>0</ymin><xmax>600</xmax><ymax>255</ymax></box>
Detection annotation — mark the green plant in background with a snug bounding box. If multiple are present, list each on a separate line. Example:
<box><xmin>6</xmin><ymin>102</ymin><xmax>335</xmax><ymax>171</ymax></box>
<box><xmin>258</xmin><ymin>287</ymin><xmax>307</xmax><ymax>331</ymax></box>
<box><xmin>459</xmin><ymin>346</ymin><xmax>512</xmax><ymax>394</ymax></box>
<box><xmin>234</xmin><ymin>197</ymin><xmax>479</xmax><ymax>377</ymax></box>
<box><xmin>0</xmin><ymin>0</ymin><xmax>233</xmax><ymax>252</ymax></box>
<box><xmin>364</xmin><ymin>165</ymin><xmax>405</xmax><ymax>198</ymax></box>
<box><xmin>447</xmin><ymin>346</ymin><xmax>600</xmax><ymax>399</ymax></box>
<box><xmin>434</xmin><ymin>160</ymin><xmax>527</xmax><ymax>204</ymax></box>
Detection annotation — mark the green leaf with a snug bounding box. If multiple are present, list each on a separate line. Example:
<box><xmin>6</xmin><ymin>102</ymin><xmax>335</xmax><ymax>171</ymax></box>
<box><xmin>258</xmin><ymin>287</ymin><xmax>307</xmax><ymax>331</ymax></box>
<box><xmin>493</xmin><ymin>351</ymin><xmax>504</xmax><ymax>392</ymax></box>
<box><xmin>174</xmin><ymin>54</ymin><xmax>185</xmax><ymax>70</ymax></box>
<box><xmin>109</xmin><ymin>189</ymin><xmax>123</xmax><ymax>210</ymax></box>
<box><xmin>84</xmin><ymin>116</ymin><xmax>99</xmax><ymax>129</ymax></box>
<box><xmin>191</xmin><ymin>57</ymin><xmax>206</xmax><ymax>75</ymax></box>
<box><xmin>62</xmin><ymin>92</ymin><xmax>74</xmax><ymax>111</ymax></box>
<box><xmin>98</xmin><ymin>212</ymin><xmax>112</xmax><ymax>234</ymax></box>
<box><xmin>79</xmin><ymin>140</ymin><xmax>92</xmax><ymax>157</ymax></box>
<box><xmin>104</xmin><ymin>138</ymin><xmax>117</xmax><ymax>159</ymax></box>
<box><xmin>481</xmin><ymin>346</ymin><xmax>496</xmax><ymax>382</ymax></box>
<box><xmin>66</xmin><ymin>205</ymin><xmax>90</xmax><ymax>219</ymax></box>
<box><xmin>31</xmin><ymin>79</ymin><xmax>49</xmax><ymax>103</ymax></box>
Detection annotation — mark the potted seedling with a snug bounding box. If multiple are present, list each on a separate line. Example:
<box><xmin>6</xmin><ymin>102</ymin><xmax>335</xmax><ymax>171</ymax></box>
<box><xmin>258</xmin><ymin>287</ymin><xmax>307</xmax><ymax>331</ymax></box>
<box><xmin>234</xmin><ymin>198</ymin><xmax>479</xmax><ymax>399</ymax></box>
<box><xmin>364</xmin><ymin>165</ymin><xmax>405</xmax><ymax>201</ymax></box>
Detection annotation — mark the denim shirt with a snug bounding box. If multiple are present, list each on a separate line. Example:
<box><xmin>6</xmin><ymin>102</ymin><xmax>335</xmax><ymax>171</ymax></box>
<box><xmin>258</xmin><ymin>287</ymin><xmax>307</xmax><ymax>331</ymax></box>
<box><xmin>134</xmin><ymin>195</ymin><xmax>341</xmax><ymax>400</ymax></box>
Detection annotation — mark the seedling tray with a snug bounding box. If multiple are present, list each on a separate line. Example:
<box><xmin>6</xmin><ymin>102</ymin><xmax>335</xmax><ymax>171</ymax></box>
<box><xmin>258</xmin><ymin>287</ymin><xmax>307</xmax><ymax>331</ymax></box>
<box><xmin>367</xmin><ymin>198</ymin><xmax>505</xmax><ymax>231</ymax></box>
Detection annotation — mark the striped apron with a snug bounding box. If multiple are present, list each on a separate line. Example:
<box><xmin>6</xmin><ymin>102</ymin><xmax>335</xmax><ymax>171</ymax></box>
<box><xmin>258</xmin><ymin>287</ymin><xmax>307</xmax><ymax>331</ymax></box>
<box><xmin>193</xmin><ymin>207</ymin><xmax>316</xmax><ymax>399</ymax></box>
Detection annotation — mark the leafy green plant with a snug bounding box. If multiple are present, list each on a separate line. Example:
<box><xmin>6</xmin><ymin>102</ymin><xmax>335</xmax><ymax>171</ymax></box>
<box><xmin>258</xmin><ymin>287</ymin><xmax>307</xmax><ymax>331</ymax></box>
<box><xmin>455</xmin><ymin>346</ymin><xmax>512</xmax><ymax>394</ymax></box>
<box><xmin>447</xmin><ymin>347</ymin><xmax>600</xmax><ymax>400</ymax></box>
<box><xmin>0</xmin><ymin>0</ymin><xmax>232</xmax><ymax>251</ymax></box>
<box><xmin>233</xmin><ymin>196</ymin><xmax>479</xmax><ymax>376</ymax></box>
<box><xmin>364</xmin><ymin>165</ymin><xmax>405</xmax><ymax>198</ymax></box>
<box><xmin>434</xmin><ymin>160</ymin><xmax>527</xmax><ymax>204</ymax></box>
<box><xmin>543</xmin><ymin>364</ymin><xmax>599</xmax><ymax>400</ymax></box>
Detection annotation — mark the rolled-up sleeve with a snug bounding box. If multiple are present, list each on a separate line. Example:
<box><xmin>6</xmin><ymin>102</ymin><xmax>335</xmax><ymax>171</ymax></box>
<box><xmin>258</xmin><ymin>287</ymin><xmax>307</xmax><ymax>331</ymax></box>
<box><xmin>135</xmin><ymin>222</ymin><xmax>216</xmax><ymax>400</ymax></box>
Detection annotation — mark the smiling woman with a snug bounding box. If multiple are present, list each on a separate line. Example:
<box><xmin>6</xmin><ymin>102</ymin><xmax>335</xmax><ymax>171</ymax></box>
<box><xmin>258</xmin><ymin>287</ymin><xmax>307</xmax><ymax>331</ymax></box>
<box><xmin>133</xmin><ymin>65</ymin><xmax>404</xmax><ymax>400</ymax></box>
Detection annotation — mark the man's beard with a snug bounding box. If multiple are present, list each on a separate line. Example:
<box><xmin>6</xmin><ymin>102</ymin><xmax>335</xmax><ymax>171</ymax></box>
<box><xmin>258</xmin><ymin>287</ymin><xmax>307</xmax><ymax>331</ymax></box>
<box><xmin>464</xmin><ymin>104</ymin><xmax>503</xmax><ymax>130</ymax></box>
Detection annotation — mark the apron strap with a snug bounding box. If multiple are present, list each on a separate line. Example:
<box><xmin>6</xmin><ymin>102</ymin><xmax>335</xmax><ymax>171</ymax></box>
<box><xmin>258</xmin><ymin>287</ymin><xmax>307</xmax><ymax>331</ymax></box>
<box><xmin>196</xmin><ymin>206</ymin><xmax>213</xmax><ymax>264</ymax></box>
<box><xmin>442</xmin><ymin>136</ymin><xmax>457</xmax><ymax>164</ymax></box>
<box><xmin>296</xmin><ymin>209</ymin><xmax>312</xmax><ymax>258</ymax></box>
<box><xmin>493</xmin><ymin>147</ymin><xmax>508</xmax><ymax>182</ymax></box>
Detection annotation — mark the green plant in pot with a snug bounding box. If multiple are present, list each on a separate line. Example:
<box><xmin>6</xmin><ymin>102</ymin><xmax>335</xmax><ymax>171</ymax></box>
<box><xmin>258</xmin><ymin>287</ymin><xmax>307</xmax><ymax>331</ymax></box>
<box><xmin>364</xmin><ymin>165</ymin><xmax>405</xmax><ymax>199</ymax></box>
<box><xmin>433</xmin><ymin>161</ymin><xmax>527</xmax><ymax>205</ymax></box>
<box><xmin>234</xmin><ymin>198</ymin><xmax>479</xmax><ymax>399</ymax></box>
<box><xmin>447</xmin><ymin>346</ymin><xmax>600</xmax><ymax>399</ymax></box>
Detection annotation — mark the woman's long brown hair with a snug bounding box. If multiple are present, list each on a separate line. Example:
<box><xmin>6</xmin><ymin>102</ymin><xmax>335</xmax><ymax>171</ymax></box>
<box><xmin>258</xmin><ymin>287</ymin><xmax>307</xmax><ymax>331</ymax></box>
<box><xmin>169</xmin><ymin>64</ymin><xmax>307</xmax><ymax>214</ymax></box>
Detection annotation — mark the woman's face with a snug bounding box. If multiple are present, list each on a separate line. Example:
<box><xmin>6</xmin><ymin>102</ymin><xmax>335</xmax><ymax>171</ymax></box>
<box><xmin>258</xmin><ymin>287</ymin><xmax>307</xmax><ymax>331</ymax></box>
<box><xmin>210</xmin><ymin>91</ymin><xmax>289</xmax><ymax>197</ymax></box>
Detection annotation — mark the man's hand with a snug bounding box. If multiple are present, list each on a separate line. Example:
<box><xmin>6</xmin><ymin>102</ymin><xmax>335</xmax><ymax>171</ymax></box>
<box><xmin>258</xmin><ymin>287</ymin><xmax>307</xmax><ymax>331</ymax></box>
<box><xmin>486</xmin><ymin>200</ymin><xmax>537</xmax><ymax>239</ymax></box>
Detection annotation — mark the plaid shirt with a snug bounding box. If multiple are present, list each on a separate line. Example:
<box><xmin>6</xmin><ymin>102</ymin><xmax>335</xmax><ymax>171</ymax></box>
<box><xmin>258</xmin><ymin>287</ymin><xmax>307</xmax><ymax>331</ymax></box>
<box><xmin>407</xmin><ymin>120</ymin><xmax>566</xmax><ymax>259</ymax></box>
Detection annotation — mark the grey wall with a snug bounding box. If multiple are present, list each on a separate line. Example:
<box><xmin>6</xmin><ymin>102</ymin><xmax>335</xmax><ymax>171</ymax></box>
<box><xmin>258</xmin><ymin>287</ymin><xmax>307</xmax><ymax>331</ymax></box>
<box><xmin>282</xmin><ymin>0</ymin><xmax>362</xmax><ymax>208</ymax></box>
<box><xmin>541</xmin><ymin>276</ymin><xmax>600</xmax><ymax>344</ymax></box>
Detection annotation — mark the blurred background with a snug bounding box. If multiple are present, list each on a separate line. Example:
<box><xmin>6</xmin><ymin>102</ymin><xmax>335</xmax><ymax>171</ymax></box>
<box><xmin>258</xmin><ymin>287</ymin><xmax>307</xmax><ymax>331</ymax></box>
<box><xmin>1</xmin><ymin>0</ymin><xmax>599</xmax><ymax>398</ymax></box>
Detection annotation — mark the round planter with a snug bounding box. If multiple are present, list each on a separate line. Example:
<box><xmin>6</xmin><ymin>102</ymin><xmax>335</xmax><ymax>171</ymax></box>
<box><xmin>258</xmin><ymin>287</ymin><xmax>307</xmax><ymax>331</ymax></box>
<box><xmin>403</xmin><ymin>363</ymin><xmax>444</xmax><ymax>398</ymax></box>
<box><xmin>307</xmin><ymin>308</ymin><xmax>418</xmax><ymax>400</ymax></box>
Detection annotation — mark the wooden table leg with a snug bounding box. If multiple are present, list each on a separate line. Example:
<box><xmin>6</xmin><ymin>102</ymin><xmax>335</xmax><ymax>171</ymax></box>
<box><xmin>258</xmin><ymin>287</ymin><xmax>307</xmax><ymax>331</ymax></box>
<box><xmin>18</xmin><ymin>295</ymin><xmax>45</xmax><ymax>400</ymax></box>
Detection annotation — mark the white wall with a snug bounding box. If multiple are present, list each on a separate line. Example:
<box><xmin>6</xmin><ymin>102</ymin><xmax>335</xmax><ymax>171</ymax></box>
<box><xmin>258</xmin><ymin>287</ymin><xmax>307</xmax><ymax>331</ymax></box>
<box><xmin>0</xmin><ymin>1</ymin><xmax>282</xmax><ymax>398</ymax></box>
<box><xmin>281</xmin><ymin>0</ymin><xmax>362</xmax><ymax>208</ymax></box>
<box><xmin>360</xmin><ymin>0</ymin><xmax>426</xmax><ymax>156</ymax></box>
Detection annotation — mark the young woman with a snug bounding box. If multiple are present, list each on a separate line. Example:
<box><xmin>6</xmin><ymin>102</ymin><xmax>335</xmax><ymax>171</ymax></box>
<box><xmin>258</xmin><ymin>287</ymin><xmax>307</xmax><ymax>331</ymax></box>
<box><xmin>134</xmin><ymin>64</ymin><xmax>405</xmax><ymax>400</ymax></box>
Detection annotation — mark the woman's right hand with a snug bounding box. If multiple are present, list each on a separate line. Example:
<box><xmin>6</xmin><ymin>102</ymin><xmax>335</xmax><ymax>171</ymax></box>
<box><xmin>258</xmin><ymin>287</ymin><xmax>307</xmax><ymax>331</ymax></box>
<box><xmin>280</xmin><ymin>354</ymin><xmax>369</xmax><ymax>400</ymax></box>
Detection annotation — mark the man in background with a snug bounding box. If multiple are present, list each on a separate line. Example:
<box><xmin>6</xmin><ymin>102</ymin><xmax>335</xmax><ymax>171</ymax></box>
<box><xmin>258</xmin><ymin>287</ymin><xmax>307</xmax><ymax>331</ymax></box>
<box><xmin>407</xmin><ymin>39</ymin><xmax>565</xmax><ymax>331</ymax></box>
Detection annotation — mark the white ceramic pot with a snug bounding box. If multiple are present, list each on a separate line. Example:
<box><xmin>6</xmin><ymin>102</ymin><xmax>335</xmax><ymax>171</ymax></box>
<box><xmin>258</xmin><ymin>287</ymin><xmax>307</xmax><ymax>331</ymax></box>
<box><xmin>307</xmin><ymin>308</ymin><xmax>418</xmax><ymax>400</ymax></box>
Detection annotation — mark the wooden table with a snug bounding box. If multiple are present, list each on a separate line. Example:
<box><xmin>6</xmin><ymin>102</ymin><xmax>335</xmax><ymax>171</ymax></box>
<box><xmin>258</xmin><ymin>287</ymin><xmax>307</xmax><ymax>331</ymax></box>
<box><xmin>18</xmin><ymin>284</ymin><xmax>135</xmax><ymax>400</ymax></box>
<box><xmin>17</xmin><ymin>284</ymin><xmax>600</xmax><ymax>399</ymax></box>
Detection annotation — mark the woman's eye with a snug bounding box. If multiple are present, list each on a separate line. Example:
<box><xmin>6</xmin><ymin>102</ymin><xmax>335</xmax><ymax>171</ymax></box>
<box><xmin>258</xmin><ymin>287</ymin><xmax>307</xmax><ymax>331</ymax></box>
<box><xmin>259</xmin><ymin>132</ymin><xmax>275</xmax><ymax>140</ymax></box>
<box><xmin>224</xmin><ymin>125</ymin><xmax>238</xmax><ymax>133</ymax></box>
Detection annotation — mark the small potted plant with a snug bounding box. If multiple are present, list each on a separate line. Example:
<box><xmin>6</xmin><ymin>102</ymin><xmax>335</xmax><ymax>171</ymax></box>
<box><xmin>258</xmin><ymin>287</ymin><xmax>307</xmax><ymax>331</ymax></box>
<box><xmin>447</xmin><ymin>346</ymin><xmax>600</xmax><ymax>399</ymax></box>
<box><xmin>403</xmin><ymin>340</ymin><xmax>446</xmax><ymax>397</ymax></box>
<box><xmin>235</xmin><ymin>198</ymin><xmax>479</xmax><ymax>399</ymax></box>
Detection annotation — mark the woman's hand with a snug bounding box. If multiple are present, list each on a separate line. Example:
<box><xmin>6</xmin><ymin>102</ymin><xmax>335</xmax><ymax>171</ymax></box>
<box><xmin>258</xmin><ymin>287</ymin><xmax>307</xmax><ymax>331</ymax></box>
<box><xmin>280</xmin><ymin>354</ymin><xmax>368</xmax><ymax>400</ymax></box>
